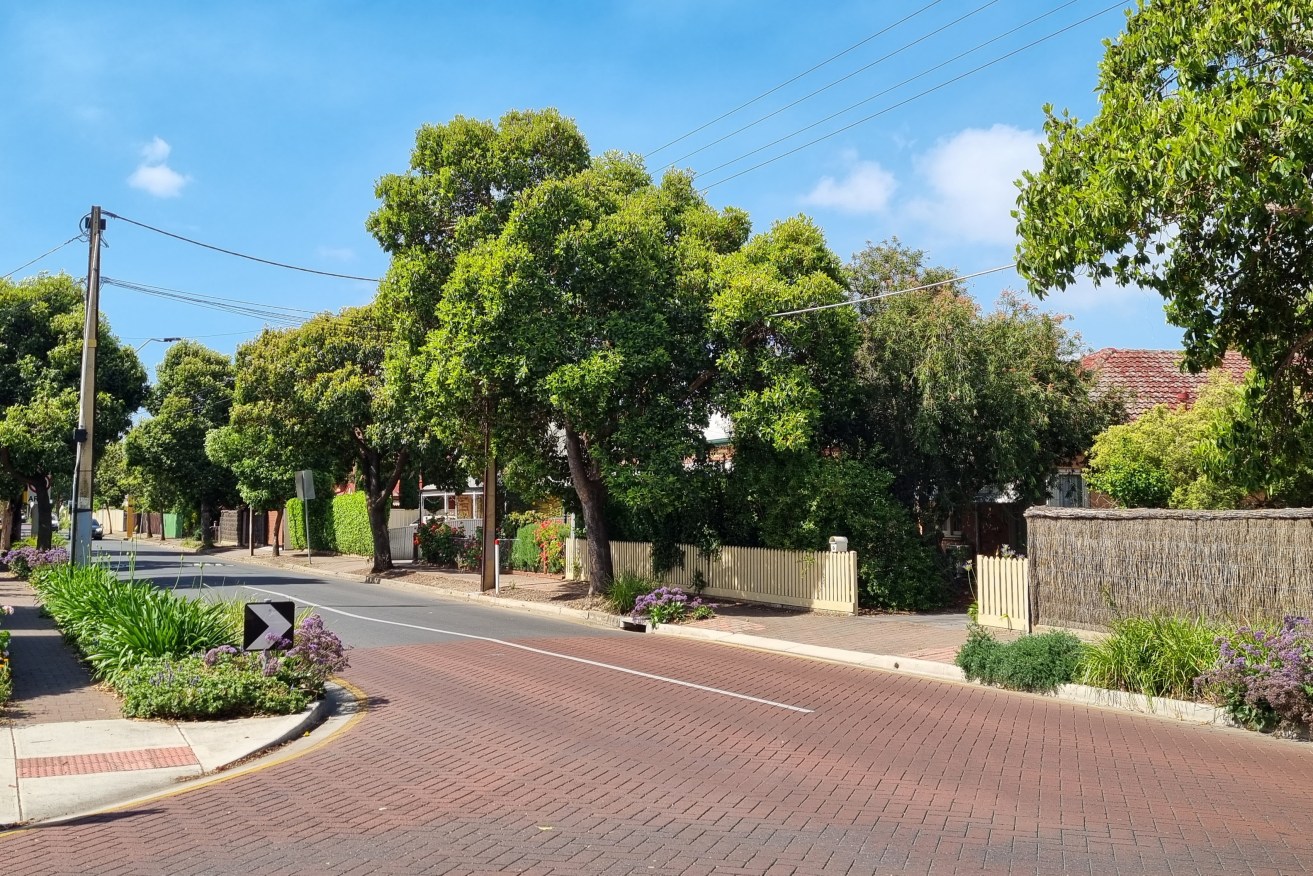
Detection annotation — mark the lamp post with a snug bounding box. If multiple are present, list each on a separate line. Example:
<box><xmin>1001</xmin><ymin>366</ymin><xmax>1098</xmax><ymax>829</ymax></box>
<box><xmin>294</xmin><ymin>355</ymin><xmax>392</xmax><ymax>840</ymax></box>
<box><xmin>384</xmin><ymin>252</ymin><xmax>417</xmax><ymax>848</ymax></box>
<box><xmin>134</xmin><ymin>336</ymin><xmax>182</xmax><ymax>353</ymax></box>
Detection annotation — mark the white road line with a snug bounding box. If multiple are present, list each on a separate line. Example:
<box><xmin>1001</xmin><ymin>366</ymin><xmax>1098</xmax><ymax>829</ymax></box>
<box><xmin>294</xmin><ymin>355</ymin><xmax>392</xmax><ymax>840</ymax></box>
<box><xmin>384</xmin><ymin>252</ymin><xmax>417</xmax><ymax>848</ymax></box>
<box><xmin>243</xmin><ymin>585</ymin><xmax>814</xmax><ymax>714</ymax></box>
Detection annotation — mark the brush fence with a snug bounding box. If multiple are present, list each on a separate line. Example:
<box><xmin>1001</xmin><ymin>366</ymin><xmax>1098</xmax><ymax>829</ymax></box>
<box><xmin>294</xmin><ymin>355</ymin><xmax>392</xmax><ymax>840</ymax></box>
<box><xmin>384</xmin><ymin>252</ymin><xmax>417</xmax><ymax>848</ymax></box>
<box><xmin>1025</xmin><ymin>507</ymin><xmax>1313</xmax><ymax>630</ymax></box>
<box><xmin>567</xmin><ymin>539</ymin><xmax>859</xmax><ymax>614</ymax></box>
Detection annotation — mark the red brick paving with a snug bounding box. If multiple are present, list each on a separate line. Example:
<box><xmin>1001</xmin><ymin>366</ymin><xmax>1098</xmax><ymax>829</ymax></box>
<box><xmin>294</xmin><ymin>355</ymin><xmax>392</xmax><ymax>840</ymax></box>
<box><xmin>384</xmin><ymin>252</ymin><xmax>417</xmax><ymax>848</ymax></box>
<box><xmin>0</xmin><ymin>576</ymin><xmax>121</xmax><ymax>725</ymax></box>
<box><xmin>16</xmin><ymin>746</ymin><xmax>198</xmax><ymax>778</ymax></box>
<box><xmin>1</xmin><ymin>634</ymin><xmax>1311</xmax><ymax>874</ymax></box>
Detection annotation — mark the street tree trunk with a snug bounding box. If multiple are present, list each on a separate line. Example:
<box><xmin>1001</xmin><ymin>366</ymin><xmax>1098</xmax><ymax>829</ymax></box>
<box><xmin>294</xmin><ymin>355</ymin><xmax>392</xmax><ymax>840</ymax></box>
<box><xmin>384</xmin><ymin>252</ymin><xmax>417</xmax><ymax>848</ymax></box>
<box><xmin>563</xmin><ymin>425</ymin><xmax>612</xmax><ymax>596</ymax></box>
<box><xmin>199</xmin><ymin>500</ymin><xmax>214</xmax><ymax>547</ymax></box>
<box><xmin>272</xmin><ymin>507</ymin><xmax>283</xmax><ymax>557</ymax></box>
<box><xmin>0</xmin><ymin>497</ymin><xmax>17</xmax><ymax>550</ymax></box>
<box><xmin>359</xmin><ymin>444</ymin><xmax>409</xmax><ymax>576</ymax></box>
<box><xmin>32</xmin><ymin>479</ymin><xmax>53</xmax><ymax>551</ymax></box>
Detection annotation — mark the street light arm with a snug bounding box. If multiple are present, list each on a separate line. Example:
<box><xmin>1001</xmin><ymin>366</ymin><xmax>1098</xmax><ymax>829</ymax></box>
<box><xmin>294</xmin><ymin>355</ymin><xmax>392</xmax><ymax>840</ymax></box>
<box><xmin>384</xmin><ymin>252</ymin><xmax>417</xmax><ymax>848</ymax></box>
<box><xmin>133</xmin><ymin>337</ymin><xmax>183</xmax><ymax>353</ymax></box>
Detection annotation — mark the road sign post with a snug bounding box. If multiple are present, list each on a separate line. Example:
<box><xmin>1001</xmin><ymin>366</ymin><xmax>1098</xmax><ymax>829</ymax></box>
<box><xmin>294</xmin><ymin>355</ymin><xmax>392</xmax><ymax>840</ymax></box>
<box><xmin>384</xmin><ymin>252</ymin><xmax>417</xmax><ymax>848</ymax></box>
<box><xmin>295</xmin><ymin>470</ymin><xmax>315</xmax><ymax>564</ymax></box>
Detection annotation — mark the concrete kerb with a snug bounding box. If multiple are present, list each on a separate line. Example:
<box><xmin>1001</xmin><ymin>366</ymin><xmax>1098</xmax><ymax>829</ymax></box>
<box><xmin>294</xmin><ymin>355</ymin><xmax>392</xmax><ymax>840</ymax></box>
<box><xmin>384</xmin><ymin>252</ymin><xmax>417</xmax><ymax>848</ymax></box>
<box><xmin>4</xmin><ymin>685</ymin><xmax>343</xmax><ymax>830</ymax></box>
<box><xmin>226</xmin><ymin>552</ymin><xmax>1246</xmax><ymax>733</ymax></box>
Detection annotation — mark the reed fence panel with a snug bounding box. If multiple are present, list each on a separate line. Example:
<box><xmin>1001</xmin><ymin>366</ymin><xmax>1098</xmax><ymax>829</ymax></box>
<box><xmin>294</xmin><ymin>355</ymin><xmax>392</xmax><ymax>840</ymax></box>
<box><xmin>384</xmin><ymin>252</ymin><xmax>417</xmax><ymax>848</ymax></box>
<box><xmin>1025</xmin><ymin>507</ymin><xmax>1313</xmax><ymax>630</ymax></box>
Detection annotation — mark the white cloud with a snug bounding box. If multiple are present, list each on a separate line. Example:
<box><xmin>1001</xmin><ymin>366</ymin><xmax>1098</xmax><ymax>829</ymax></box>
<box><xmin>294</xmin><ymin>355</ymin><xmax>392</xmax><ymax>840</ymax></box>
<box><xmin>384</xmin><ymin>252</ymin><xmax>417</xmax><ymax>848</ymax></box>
<box><xmin>906</xmin><ymin>124</ymin><xmax>1041</xmax><ymax>245</ymax></box>
<box><xmin>128</xmin><ymin>136</ymin><xmax>189</xmax><ymax>198</ymax></box>
<box><xmin>802</xmin><ymin>157</ymin><xmax>896</xmax><ymax>214</ymax></box>
<box><xmin>140</xmin><ymin>136</ymin><xmax>171</xmax><ymax>163</ymax></box>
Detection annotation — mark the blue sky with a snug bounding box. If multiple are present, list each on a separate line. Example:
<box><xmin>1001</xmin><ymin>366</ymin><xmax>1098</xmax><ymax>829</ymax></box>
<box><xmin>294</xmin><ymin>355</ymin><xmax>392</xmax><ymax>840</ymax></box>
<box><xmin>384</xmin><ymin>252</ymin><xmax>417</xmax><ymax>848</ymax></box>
<box><xmin>1</xmin><ymin>1</ymin><xmax>1176</xmax><ymax>378</ymax></box>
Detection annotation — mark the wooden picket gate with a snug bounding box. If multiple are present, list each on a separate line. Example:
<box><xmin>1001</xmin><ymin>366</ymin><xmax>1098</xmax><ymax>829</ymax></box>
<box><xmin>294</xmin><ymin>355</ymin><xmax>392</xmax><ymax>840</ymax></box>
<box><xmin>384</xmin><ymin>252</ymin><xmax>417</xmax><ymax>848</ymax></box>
<box><xmin>975</xmin><ymin>555</ymin><xmax>1031</xmax><ymax>632</ymax></box>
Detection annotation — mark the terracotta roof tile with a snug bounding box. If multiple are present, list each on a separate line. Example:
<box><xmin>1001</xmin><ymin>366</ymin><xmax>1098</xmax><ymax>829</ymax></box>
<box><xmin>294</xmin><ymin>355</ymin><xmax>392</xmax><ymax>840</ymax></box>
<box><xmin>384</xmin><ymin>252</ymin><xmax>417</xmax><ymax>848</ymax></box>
<box><xmin>1079</xmin><ymin>348</ymin><xmax>1250</xmax><ymax>419</ymax></box>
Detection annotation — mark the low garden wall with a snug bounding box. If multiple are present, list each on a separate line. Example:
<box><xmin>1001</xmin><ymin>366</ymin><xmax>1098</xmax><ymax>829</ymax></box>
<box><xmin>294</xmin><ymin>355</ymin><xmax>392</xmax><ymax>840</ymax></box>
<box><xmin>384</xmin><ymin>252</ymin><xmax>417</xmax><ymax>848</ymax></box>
<box><xmin>1025</xmin><ymin>506</ymin><xmax>1313</xmax><ymax>630</ymax></box>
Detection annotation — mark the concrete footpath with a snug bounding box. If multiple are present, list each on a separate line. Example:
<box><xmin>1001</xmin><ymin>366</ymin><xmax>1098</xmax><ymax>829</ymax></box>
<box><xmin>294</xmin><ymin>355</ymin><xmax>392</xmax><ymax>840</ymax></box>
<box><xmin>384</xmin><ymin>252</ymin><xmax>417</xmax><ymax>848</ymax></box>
<box><xmin>0</xmin><ymin>536</ymin><xmax>1237</xmax><ymax>828</ymax></box>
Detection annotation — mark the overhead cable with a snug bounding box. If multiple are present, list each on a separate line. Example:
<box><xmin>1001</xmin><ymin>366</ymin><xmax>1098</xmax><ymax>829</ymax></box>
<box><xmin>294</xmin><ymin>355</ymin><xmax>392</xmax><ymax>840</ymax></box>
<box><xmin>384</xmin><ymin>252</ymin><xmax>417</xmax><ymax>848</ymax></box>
<box><xmin>102</xmin><ymin>212</ymin><xmax>381</xmax><ymax>283</ymax></box>
<box><xmin>770</xmin><ymin>263</ymin><xmax>1018</xmax><ymax>317</ymax></box>
<box><xmin>699</xmin><ymin>1</ymin><xmax>1123</xmax><ymax>192</ymax></box>
<box><xmin>663</xmin><ymin>0</ymin><xmax>1002</xmax><ymax>170</ymax></box>
<box><xmin>644</xmin><ymin>0</ymin><xmax>946</xmax><ymax>158</ymax></box>
<box><xmin>2</xmin><ymin>235</ymin><xmax>83</xmax><ymax>280</ymax></box>
<box><xmin>101</xmin><ymin>276</ymin><xmax>317</xmax><ymax>325</ymax></box>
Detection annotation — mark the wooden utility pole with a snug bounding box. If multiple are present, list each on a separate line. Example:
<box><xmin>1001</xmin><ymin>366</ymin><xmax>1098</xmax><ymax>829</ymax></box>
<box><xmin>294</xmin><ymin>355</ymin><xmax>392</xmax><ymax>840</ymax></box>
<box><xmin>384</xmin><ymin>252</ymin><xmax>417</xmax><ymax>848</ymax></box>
<box><xmin>480</xmin><ymin>395</ymin><xmax>497</xmax><ymax>592</ymax></box>
<box><xmin>70</xmin><ymin>206</ymin><xmax>103</xmax><ymax>565</ymax></box>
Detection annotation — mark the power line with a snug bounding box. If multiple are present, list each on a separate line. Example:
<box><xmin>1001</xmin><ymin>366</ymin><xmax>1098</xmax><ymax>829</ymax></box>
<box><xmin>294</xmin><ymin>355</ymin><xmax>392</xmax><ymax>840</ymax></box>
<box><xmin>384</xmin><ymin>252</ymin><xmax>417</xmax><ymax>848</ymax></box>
<box><xmin>663</xmin><ymin>0</ymin><xmax>1002</xmax><ymax>170</ymax></box>
<box><xmin>690</xmin><ymin>0</ymin><xmax>1080</xmax><ymax>180</ymax></box>
<box><xmin>102</xmin><ymin>211</ymin><xmax>382</xmax><ymax>283</ymax></box>
<box><xmin>699</xmin><ymin>1</ymin><xmax>1123</xmax><ymax>192</ymax></box>
<box><xmin>770</xmin><ymin>263</ymin><xmax>1018</xmax><ymax>317</ymax></box>
<box><xmin>2</xmin><ymin>235</ymin><xmax>83</xmax><ymax>280</ymax></box>
<box><xmin>101</xmin><ymin>276</ymin><xmax>317</xmax><ymax>325</ymax></box>
<box><xmin>644</xmin><ymin>0</ymin><xmax>946</xmax><ymax>159</ymax></box>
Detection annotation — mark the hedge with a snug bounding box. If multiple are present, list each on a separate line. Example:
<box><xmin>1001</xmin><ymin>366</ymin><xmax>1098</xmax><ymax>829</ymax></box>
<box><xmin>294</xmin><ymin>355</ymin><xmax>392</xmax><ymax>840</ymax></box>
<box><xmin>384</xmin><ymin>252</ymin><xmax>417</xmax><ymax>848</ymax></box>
<box><xmin>287</xmin><ymin>491</ymin><xmax>377</xmax><ymax>556</ymax></box>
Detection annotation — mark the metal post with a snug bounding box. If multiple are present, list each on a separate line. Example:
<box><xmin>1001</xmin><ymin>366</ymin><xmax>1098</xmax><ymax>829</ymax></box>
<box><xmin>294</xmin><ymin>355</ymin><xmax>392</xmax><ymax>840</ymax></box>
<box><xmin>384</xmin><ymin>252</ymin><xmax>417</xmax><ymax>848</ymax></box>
<box><xmin>494</xmin><ymin>539</ymin><xmax>501</xmax><ymax>594</ymax></box>
<box><xmin>70</xmin><ymin>206</ymin><xmax>103</xmax><ymax>565</ymax></box>
<box><xmin>304</xmin><ymin>498</ymin><xmax>313</xmax><ymax>565</ymax></box>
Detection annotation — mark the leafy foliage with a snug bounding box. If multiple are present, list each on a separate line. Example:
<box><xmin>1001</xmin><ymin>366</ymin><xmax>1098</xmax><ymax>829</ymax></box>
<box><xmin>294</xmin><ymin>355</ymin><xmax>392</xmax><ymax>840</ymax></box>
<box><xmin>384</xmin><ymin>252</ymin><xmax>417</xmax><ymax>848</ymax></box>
<box><xmin>1016</xmin><ymin>1</ymin><xmax>1313</xmax><ymax>482</ymax></box>
<box><xmin>1085</xmin><ymin>373</ymin><xmax>1247</xmax><ymax>508</ymax></box>
<box><xmin>853</xmin><ymin>242</ymin><xmax>1118</xmax><ymax>534</ymax></box>
<box><xmin>0</xmin><ymin>274</ymin><xmax>147</xmax><ymax>548</ymax></box>
<box><xmin>1196</xmin><ymin>616</ymin><xmax>1313</xmax><ymax>733</ymax></box>
<box><xmin>632</xmin><ymin>586</ymin><xmax>715</xmax><ymax>627</ymax></box>
<box><xmin>956</xmin><ymin>626</ymin><xmax>1085</xmax><ymax>693</ymax></box>
<box><xmin>1079</xmin><ymin>615</ymin><xmax>1223</xmax><ymax>699</ymax></box>
<box><xmin>605</xmin><ymin>571</ymin><xmax>656</xmax><ymax>614</ymax></box>
<box><xmin>125</xmin><ymin>341</ymin><xmax>238</xmax><ymax>541</ymax></box>
<box><xmin>118</xmin><ymin>655</ymin><xmax>308</xmax><ymax>720</ymax></box>
<box><xmin>287</xmin><ymin>491</ymin><xmax>376</xmax><ymax>557</ymax></box>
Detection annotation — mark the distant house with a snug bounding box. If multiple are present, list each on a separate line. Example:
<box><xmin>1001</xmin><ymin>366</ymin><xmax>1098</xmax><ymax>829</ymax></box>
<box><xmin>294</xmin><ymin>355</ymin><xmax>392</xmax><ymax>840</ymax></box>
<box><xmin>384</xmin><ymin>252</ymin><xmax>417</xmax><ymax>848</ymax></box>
<box><xmin>1080</xmin><ymin>347</ymin><xmax>1250</xmax><ymax>420</ymax></box>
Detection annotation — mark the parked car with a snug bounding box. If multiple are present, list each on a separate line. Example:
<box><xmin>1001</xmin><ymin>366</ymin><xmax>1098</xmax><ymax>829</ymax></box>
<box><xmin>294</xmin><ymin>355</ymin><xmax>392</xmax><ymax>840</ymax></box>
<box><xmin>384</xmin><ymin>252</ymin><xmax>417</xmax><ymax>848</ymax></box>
<box><xmin>91</xmin><ymin>519</ymin><xmax>103</xmax><ymax>540</ymax></box>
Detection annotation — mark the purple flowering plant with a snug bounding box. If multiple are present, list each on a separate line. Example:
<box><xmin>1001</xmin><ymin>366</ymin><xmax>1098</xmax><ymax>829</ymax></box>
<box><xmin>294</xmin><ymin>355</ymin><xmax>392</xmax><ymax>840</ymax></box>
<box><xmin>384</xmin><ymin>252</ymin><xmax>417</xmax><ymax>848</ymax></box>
<box><xmin>1195</xmin><ymin>616</ymin><xmax>1313</xmax><ymax>732</ymax></box>
<box><xmin>199</xmin><ymin>615</ymin><xmax>348</xmax><ymax>696</ymax></box>
<box><xmin>2</xmin><ymin>546</ymin><xmax>68</xmax><ymax>579</ymax></box>
<box><xmin>632</xmin><ymin>586</ymin><xmax>715</xmax><ymax>628</ymax></box>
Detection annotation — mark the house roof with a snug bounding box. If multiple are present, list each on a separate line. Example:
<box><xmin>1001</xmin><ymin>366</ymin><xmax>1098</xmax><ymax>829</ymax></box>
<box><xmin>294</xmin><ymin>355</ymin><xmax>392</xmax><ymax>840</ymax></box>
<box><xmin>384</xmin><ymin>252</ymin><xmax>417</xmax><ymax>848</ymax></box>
<box><xmin>1080</xmin><ymin>348</ymin><xmax>1250</xmax><ymax>419</ymax></box>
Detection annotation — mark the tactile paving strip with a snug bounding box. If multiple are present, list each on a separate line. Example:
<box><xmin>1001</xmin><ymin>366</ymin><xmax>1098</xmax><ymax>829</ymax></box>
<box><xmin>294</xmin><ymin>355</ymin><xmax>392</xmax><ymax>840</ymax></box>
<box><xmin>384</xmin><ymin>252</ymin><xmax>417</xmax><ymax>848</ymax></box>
<box><xmin>17</xmin><ymin>746</ymin><xmax>199</xmax><ymax>778</ymax></box>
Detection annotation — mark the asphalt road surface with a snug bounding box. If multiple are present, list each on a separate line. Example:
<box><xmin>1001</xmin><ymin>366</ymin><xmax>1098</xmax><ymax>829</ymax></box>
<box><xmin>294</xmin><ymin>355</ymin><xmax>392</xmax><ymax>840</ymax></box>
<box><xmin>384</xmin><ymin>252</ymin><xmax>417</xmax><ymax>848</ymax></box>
<box><xmin>4</xmin><ymin>540</ymin><xmax>1311</xmax><ymax>875</ymax></box>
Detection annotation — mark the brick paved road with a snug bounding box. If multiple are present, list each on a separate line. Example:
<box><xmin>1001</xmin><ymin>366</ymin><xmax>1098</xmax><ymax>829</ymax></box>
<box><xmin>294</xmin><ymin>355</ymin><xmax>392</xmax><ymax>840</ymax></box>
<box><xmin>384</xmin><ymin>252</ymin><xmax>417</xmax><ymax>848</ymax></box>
<box><xmin>4</xmin><ymin>632</ymin><xmax>1311</xmax><ymax>875</ymax></box>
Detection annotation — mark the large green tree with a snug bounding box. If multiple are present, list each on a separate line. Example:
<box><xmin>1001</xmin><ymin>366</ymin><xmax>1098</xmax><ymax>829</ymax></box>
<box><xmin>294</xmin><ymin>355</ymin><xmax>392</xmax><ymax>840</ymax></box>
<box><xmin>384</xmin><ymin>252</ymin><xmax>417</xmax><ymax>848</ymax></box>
<box><xmin>429</xmin><ymin>151</ymin><xmax>855</xmax><ymax>593</ymax></box>
<box><xmin>852</xmin><ymin>241</ymin><xmax>1118</xmax><ymax>537</ymax></box>
<box><xmin>125</xmin><ymin>341</ymin><xmax>238</xmax><ymax>544</ymax></box>
<box><xmin>1015</xmin><ymin>0</ymin><xmax>1313</xmax><ymax>458</ymax></box>
<box><xmin>0</xmin><ymin>274</ymin><xmax>146</xmax><ymax>548</ymax></box>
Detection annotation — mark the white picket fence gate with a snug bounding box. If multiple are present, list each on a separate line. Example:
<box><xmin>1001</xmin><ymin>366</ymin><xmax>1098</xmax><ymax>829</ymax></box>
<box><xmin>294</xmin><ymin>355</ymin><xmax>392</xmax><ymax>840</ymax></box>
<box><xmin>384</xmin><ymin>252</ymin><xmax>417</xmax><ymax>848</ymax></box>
<box><xmin>975</xmin><ymin>555</ymin><xmax>1031</xmax><ymax>632</ymax></box>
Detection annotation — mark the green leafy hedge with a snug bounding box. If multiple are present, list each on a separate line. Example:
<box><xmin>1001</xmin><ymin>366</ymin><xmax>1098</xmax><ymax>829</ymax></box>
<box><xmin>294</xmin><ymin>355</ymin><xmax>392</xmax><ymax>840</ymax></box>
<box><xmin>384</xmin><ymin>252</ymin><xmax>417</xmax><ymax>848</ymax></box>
<box><xmin>287</xmin><ymin>491</ymin><xmax>377</xmax><ymax>556</ymax></box>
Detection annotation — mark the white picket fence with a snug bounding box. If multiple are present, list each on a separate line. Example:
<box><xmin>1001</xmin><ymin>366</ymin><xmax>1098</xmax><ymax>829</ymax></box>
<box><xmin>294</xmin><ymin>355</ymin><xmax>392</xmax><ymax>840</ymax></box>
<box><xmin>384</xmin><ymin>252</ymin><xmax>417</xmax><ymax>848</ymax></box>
<box><xmin>975</xmin><ymin>555</ymin><xmax>1031</xmax><ymax>632</ymax></box>
<box><xmin>568</xmin><ymin>538</ymin><xmax>859</xmax><ymax>614</ymax></box>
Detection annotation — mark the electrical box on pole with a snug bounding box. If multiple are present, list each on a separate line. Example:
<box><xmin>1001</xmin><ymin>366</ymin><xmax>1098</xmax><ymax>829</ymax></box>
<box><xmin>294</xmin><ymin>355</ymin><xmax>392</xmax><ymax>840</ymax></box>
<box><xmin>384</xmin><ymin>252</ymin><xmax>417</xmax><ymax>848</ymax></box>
<box><xmin>70</xmin><ymin>206</ymin><xmax>104</xmax><ymax>566</ymax></box>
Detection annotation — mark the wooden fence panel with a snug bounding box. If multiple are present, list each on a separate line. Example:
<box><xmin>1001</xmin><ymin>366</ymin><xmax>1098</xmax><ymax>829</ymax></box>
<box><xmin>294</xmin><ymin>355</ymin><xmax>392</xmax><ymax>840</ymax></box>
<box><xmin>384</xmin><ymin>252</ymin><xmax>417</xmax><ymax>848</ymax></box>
<box><xmin>569</xmin><ymin>538</ymin><xmax>858</xmax><ymax>614</ymax></box>
<box><xmin>976</xmin><ymin>555</ymin><xmax>1030</xmax><ymax>631</ymax></box>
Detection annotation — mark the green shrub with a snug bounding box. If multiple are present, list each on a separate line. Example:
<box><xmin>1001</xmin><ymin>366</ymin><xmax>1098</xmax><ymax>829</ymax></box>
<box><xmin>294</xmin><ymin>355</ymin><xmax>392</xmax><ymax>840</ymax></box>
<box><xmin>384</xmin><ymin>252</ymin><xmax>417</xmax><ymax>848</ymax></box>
<box><xmin>30</xmin><ymin>563</ymin><xmax>235</xmax><ymax>683</ymax></box>
<box><xmin>534</xmin><ymin>520</ymin><xmax>568</xmax><ymax>574</ymax></box>
<box><xmin>509</xmin><ymin>523</ymin><xmax>541</xmax><ymax>571</ymax></box>
<box><xmin>957</xmin><ymin>626</ymin><xmax>1085</xmax><ymax>693</ymax></box>
<box><xmin>1079</xmin><ymin>615</ymin><xmax>1222</xmax><ymax>700</ymax></box>
<box><xmin>287</xmin><ymin>491</ymin><xmax>376</xmax><ymax>556</ymax></box>
<box><xmin>415</xmin><ymin>520</ymin><xmax>462</xmax><ymax>566</ymax></box>
<box><xmin>606</xmin><ymin>571</ymin><xmax>657</xmax><ymax>614</ymax></box>
<box><xmin>118</xmin><ymin>655</ymin><xmax>309</xmax><ymax>719</ymax></box>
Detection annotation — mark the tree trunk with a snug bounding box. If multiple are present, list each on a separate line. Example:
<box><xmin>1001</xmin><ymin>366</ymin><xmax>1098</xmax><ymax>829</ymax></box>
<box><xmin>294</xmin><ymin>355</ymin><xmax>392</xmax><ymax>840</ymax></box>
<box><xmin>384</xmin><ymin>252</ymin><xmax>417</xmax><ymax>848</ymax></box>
<box><xmin>361</xmin><ymin>446</ymin><xmax>407</xmax><ymax>575</ymax></box>
<box><xmin>32</xmin><ymin>479</ymin><xmax>52</xmax><ymax>550</ymax></box>
<box><xmin>272</xmin><ymin>507</ymin><xmax>283</xmax><ymax>557</ymax></box>
<box><xmin>0</xmin><ymin>498</ymin><xmax>15</xmax><ymax>551</ymax></box>
<box><xmin>563</xmin><ymin>426</ymin><xmax>612</xmax><ymax>596</ymax></box>
<box><xmin>199</xmin><ymin>500</ymin><xmax>214</xmax><ymax>547</ymax></box>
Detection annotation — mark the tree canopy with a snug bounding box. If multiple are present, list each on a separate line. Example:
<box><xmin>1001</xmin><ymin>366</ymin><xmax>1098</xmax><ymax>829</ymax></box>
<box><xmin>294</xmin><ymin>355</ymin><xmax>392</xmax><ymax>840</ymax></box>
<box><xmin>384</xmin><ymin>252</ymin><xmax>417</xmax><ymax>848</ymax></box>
<box><xmin>1015</xmin><ymin>0</ymin><xmax>1313</xmax><ymax>449</ymax></box>
<box><xmin>0</xmin><ymin>274</ymin><xmax>146</xmax><ymax>547</ymax></box>
<box><xmin>124</xmin><ymin>341</ymin><xmax>238</xmax><ymax>543</ymax></box>
<box><xmin>852</xmin><ymin>241</ymin><xmax>1119</xmax><ymax>535</ymax></box>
